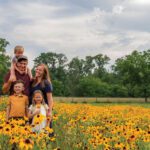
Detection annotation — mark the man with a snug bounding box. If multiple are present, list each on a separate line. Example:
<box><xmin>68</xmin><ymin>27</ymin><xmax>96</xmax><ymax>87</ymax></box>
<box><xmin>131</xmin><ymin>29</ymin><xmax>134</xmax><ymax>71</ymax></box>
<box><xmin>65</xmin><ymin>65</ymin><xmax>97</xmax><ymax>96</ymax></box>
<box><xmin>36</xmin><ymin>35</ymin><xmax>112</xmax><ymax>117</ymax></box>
<box><xmin>2</xmin><ymin>55</ymin><xmax>31</xmax><ymax>96</ymax></box>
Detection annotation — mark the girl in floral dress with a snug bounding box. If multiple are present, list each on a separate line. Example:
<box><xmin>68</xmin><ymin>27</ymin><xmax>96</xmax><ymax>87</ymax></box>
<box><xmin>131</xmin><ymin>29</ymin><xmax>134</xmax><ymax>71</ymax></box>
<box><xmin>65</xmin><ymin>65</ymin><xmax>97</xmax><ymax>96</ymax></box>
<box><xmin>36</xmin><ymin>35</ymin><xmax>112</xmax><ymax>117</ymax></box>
<box><xmin>28</xmin><ymin>90</ymin><xmax>51</xmax><ymax>132</ymax></box>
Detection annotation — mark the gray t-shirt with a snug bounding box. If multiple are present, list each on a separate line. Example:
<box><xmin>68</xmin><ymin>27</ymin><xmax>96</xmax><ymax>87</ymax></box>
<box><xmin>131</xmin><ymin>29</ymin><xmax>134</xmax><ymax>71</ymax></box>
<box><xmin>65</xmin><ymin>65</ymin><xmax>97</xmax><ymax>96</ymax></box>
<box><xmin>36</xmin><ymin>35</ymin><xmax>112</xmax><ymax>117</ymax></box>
<box><xmin>12</xmin><ymin>56</ymin><xmax>18</xmax><ymax>63</ymax></box>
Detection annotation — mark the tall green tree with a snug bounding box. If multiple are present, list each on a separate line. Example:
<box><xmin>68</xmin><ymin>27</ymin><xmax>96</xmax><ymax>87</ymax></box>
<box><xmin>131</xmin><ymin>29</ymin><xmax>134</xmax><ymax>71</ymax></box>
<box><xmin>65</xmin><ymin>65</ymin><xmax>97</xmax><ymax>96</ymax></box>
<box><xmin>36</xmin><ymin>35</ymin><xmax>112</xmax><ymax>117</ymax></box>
<box><xmin>93</xmin><ymin>54</ymin><xmax>110</xmax><ymax>78</ymax></box>
<box><xmin>67</xmin><ymin>57</ymin><xmax>85</xmax><ymax>96</ymax></box>
<box><xmin>83</xmin><ymin>56</ymin><xmax>95</xmax><ymax>76</ymax></box>
<box><xmin>113</xmin><ymin>50</ymin><xmax>150</xmax><ymax>102</ymax></box>
<box><xmin>0</xmin><ymin>38</ymin><xmax>10</xmax><ymax>93</ymax></box>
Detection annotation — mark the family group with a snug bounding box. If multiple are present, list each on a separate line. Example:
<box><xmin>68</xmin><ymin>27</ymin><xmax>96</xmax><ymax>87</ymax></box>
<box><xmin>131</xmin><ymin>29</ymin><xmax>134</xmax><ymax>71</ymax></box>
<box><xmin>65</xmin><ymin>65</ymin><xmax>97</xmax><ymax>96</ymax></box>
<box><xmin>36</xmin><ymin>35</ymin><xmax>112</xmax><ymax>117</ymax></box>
<box><xmin>2</xmin><ymin>45</ymin><xmax>53</xmax><ymax>132</ymax></box>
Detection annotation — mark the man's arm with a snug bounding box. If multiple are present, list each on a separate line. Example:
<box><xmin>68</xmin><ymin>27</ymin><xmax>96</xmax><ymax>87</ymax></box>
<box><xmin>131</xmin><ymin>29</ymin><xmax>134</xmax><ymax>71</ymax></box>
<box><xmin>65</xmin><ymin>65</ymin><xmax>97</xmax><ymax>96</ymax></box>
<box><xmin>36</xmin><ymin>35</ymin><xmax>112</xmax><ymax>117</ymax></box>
<box><xmin>2</xmin><ymin>80</ymin><xmax>12</xmax><ymax>94</ymax></box>
<box><xmin>2</xmin><ymin>71</ymin><xmax>14</xmax><ymax>94</ymax></box>
<box><xmin>2</xmin><ymin>78</ymin><xmax>13</xmax><ymax>94</ymax></box>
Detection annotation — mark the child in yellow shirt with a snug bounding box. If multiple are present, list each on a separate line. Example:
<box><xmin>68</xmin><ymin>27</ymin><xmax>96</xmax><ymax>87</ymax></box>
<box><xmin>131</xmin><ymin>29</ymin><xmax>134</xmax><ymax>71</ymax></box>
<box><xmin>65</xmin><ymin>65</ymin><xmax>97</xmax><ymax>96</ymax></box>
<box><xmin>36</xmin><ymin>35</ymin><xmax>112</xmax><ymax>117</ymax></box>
<box><xmin>6</xmin><ymin>80</ymin><xmax>29</xmax><ymax>121</ymax></box>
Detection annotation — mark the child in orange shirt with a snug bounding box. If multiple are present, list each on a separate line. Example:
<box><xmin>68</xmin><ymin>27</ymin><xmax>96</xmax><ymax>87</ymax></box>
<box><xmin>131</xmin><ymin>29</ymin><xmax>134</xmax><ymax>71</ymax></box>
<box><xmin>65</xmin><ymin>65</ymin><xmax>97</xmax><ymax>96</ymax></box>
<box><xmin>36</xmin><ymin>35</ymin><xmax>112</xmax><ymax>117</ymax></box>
<box><xmin>6</xmin><ymin>80</ymin><xmax>29</xmax><ymax>121</ymax></box>
<box><xmin>10</xmin><ymin>45</ymin><xmax>32</xmax><ymax>81</ymax></box>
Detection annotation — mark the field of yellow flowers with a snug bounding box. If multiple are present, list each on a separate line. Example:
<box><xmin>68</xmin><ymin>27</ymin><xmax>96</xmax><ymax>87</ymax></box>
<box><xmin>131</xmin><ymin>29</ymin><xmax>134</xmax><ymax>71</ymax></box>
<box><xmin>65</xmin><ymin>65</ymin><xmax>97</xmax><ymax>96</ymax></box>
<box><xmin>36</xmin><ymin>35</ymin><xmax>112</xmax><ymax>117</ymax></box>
<box><xmin>0</xmin><ymin>96</ymin><xmax>150</xmax><ymax>150</ymax></box>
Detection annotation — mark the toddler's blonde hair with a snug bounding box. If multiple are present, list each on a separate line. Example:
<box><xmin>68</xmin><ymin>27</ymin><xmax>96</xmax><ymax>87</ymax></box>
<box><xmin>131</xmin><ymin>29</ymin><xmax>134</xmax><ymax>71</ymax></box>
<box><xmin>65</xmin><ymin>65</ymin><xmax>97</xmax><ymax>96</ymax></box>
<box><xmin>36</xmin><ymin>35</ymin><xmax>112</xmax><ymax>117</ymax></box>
<box><xmin>14</xmin><ymin>45</ymin><xmax>24</xmax><ymax>54</ymax></box>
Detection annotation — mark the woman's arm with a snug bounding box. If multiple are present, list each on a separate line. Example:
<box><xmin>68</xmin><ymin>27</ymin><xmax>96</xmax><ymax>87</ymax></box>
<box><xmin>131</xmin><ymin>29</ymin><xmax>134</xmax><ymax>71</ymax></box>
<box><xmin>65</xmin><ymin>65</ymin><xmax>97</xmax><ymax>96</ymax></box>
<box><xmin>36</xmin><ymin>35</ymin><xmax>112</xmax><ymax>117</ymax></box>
<box><xmin>46</xmin><ymin>92</ymin><xmax>53</xmax><ymax>116</ymax></box>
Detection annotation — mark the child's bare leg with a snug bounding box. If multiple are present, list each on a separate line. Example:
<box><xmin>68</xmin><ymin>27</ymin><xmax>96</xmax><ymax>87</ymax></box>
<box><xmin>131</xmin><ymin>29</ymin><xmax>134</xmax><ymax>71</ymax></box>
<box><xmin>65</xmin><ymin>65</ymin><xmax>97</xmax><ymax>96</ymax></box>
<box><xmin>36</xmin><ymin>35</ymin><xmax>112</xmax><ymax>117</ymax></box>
<box><xmin>10</xmin><ymin>74</ymin><xmax>16</xmax><ymax>82</ymax></box>
<box><xmin>10</xmin><ymin>64</ymin><xmax>17</xmax><ymax>81</ymax></box>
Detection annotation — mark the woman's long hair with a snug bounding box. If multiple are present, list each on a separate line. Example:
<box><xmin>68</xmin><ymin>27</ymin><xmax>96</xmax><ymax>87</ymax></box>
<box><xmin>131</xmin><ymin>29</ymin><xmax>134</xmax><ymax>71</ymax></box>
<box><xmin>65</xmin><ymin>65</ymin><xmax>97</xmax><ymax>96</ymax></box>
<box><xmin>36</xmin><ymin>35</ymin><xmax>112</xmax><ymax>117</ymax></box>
<box><xmin>32</xmin><ymin>64</ymin><xmax>51</xmax><ymax>87</ymax></box>
<box><xmin>40</xmin><ymin>64</ymin><xmax>51</xmax><ymax>82</ymax></box>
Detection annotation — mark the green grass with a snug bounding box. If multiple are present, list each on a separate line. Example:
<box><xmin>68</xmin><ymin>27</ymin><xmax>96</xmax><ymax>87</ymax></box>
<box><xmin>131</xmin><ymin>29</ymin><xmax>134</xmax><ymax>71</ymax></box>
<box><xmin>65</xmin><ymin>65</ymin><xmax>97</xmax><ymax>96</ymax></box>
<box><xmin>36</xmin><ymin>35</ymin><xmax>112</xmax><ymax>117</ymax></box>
<box><xmin>90</xmin><ymin>102</ymin><xmax>150</xmax><ymax>108</ymax></box>
<box><xmin>56</xmin><ymin>100</ymin><xmax>150</xmax><ymax>108</ymax></box>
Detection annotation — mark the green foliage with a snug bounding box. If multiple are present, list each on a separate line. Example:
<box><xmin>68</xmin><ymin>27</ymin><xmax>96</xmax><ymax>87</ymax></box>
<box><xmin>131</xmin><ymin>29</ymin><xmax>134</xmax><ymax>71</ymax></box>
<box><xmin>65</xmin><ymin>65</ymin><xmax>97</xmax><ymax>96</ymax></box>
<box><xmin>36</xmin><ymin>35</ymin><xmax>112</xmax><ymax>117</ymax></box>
<box><xmin>52</xmin><ymin>80</ymin><xmax>64</xmax><ymax>96</ymax></box>
<box><xmin>113</xmin><ymin>50</ymin><xmax>150</xmax><ymax>101</ymax></box>
<box><xmin>76</xmin><ymin>76</ymin><xmax>110</xmax><ymax>97</ymax></box>
<box><xmin>67</xmin><ymin>57</ymin><xmax>85</xmax><ymax>96</ymax></box>
<box><xmin>0</xmin><ymin>38</ymin><xmax>10</xmax><ymax>93</ymax></box>
<box><xmin>93</xmin><ymin>54</ymin><xmax>110</xmax><ymax>78</ymax></box>
<box><xmin>0</xmin><ymin>38</ymin><xmax>9</xmax><ymax>53</ymax></box>
<box><xmin>83</xmin><ymin>56</ymin><xmax>95</xmax><ymax>75</ymax></box>
<box><xmin>109</xmin><ymin>84</ymin><xmax>128</xmax><ymax>97</ymax></box>
<box><xmin>0</xmin><ymin>134</ymin><xmax>12</xmax><ymax>150</ymax></box>
<box><xmin>32</xmin><ymin>49</ymin><xmax>150</xmax><ymax>98</ymax></box>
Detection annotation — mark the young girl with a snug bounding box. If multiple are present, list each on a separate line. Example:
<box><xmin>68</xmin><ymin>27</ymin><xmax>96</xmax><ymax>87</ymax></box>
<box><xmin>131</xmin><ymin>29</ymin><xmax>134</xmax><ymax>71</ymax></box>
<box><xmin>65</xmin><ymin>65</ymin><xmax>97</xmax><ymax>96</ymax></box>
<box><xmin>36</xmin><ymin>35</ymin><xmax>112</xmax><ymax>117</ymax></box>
<box><xmin>6</xmin><ymin>80</ymin><xmax>29</xmax><ymax>121</ymax></box>
<box><xmin>28</xmin><ymin>90</ymin><xmax>51</xmax><ymax>132</ymax></box>
<box><xmin>10</xmin><ymin>45</ymin><xmax>32</xmax><ymax>81</ymax></box>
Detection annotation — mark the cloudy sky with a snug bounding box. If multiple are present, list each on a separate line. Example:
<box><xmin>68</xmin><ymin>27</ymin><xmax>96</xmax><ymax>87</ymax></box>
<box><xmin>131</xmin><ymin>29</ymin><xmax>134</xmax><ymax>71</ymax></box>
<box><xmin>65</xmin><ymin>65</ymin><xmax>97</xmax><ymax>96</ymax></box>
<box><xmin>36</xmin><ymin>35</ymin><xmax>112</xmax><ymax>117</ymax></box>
<box><xmin>0</xmin><ymin>0</ymin><xmax>150</xmax><ymax>68</ymax></box>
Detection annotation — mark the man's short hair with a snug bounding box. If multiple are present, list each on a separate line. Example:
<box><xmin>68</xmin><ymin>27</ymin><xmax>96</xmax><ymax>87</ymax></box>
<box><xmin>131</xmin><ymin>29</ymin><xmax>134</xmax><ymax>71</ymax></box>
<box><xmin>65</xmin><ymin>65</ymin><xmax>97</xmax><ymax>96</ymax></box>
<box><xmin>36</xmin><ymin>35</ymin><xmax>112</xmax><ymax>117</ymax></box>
<box><xmin>17</xmin><ymin>55</ymin><xmax>28</xmax><ymax>62</ymax></box>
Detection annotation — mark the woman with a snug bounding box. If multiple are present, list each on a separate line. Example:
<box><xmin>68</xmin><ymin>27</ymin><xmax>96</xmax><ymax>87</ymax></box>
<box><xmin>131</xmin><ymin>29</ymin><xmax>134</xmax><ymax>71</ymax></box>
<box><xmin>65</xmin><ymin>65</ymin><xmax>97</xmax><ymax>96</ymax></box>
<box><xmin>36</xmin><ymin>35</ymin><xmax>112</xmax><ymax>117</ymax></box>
<box><xmin>30</xmin><ymin>64</ymin><xmax>53</xmax><ymax>129</ymax></box>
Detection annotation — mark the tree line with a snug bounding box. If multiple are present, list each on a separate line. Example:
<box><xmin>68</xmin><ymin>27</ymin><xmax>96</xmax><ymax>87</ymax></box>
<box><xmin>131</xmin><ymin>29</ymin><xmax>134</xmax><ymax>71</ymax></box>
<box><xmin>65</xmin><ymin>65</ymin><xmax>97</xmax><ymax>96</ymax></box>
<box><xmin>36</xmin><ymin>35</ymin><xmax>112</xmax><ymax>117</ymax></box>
<box><xmin>0</xmin><ymin>38</ymin><xmax>150</xmax><ymax>101</ymax></box>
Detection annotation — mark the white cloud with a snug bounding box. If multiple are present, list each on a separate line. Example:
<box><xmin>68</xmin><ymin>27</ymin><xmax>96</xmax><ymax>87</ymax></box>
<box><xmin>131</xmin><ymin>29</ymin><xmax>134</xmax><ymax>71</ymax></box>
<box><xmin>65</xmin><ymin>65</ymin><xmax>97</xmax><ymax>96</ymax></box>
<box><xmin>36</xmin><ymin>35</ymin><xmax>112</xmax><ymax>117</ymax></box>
<box><xmin>0</xmin><ymin>0</ymin><xmax>150</xmax><ymax>69</ymax></box>
<box><xmin>131</xmin><ymin>0</ymin><xmax>150</xmax><ymax>5</ymax></box>
<box><xmin>112</xmin><ymin>5</ymin><xmax>124</xmax><ymax>15</ymax></box>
